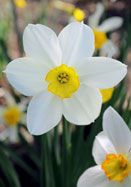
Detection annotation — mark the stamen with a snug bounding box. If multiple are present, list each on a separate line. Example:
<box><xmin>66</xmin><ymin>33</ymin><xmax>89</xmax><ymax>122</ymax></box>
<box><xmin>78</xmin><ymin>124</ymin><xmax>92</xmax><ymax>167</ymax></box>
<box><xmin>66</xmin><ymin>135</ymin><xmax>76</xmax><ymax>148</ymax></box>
<box><xmin>102</xmin><ymin>154</ymin><xmax>131</xmax><ymax>183</ymax></box>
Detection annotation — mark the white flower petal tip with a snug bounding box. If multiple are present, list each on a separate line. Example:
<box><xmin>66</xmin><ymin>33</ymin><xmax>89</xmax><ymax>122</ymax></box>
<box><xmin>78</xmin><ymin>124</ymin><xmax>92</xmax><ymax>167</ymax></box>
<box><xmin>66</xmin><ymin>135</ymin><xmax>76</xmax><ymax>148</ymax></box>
<box><xmin>103</xmin><ymin>106</ymin><xmax>131</xmax><ymax>153</ymax></box>
<box><xmin>79</xmin><ymin>57</ymin><xmax>127</xmax><ymax>89</ymax></box>
<box><xmin>58</xmin><ymin>22</ymin><xmax>95</xmax><ymax>65</ymax></box>
<box><xmin>23</xmin><ymin>23</ymin><xmax>62</xmax><ymax>67</ymax></box>
<box><xmin>63</xmin><ymin>86</ymin><xmax>102</xmax><ymax>125</ymax></box>
<box><xmin>88</xmin><ymin>2</ymin><xmax>104</xmax><ymax>28</ymax></box>
<box><xmin>92</xmin><ymin>131</ymin><xmax>116</xmax><ymax>165</ymax></box>
<box><xmin>97</xmin><ymin>17</ymin><xmax>124</xmax><ymax>33</ymax></box>
<box><xmin>103</xmin><ymin>106</ymin><xmax>116</xmax><ymax>118</ymax></box>
<box><xmin>27</xmin><ymin>92</ymin><xmax>62</xmax><ymax>135</ymax></box>
<box><xmin>5</xmin><ymin>57</ymin><xmax>47</xmax><ymax>96</ymax></box>
<box><xmin>77</xmin><ymin>166</ymin><xmax>107</xmax><ymax>187</ymax></box>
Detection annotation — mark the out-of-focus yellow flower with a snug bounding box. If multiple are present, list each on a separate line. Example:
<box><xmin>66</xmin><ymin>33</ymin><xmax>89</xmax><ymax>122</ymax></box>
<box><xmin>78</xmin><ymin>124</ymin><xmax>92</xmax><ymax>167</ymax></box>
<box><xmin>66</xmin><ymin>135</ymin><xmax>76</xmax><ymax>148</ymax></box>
<box><xmin>73</xmin><ymin>8</ymin><xmax>85</xmax><ymax>22</ymax></box>
<box><xmin>100</xmin><ymin>88</ymin><xmax>114</xmax><ymax>103</ymax></box>
<box><xmin>3</xmin><ymin>106</ymin><xmax>22</xmax><ymax>126</ymax></box>
<box><xmin>94</xmin><ymin>29</ymin><xmax>108</xmax><ymax>49</ymax></box>
<box><xmin>14</xmin><ymin>0</ymin><xmax>27</xmax><ymax>8</ymax></box>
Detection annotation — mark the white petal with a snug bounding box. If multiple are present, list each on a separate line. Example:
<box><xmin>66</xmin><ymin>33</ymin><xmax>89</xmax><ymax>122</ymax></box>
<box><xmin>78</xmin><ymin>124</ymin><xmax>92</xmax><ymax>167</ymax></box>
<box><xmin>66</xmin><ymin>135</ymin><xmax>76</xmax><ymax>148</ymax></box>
<box><xmin>23</xmin><ymin>24</ymin><xmax>62</xmax><ymax>68</ymax></box>
<box><xmin>103</xmin><ymin>107</ymin><xmax>131</xmax><ymax>154</ymax></box>
<box><xmin>27</xmin><ymin>92</ymin><xmax>62</xmax><ymax>135</ymax></box>
<box><xmin>88</xmin><ymin>2</ymin><xmax>104</xmax><ymax>28</ymax></box>
<box><xmin>63</xmin><ymin>85</ymin><xmax>102</xmax><ymax>125</ymax></box>
<box><xmin>5</xmin><ymin>57</ymin><xmax>48</xmax><ymax>96</ymax></box>
<box><xmin>58</xmin><ymin>22</ymin><xmax>95</xmax><ymax>65</ymax></box>
<box><xmin>123</xmin><ymin>176</ymin><xmax>131</xmax><ymax>187</ymax></box>
<box><xmin>77</xmin><ymin>166</ymin><xmax>110</xmax><ymax>187</ymax></box>
<box><xmin>78</xmin><ymin>57</ymin><xmax>127</xmax><ymax>89</ymax></box>
<box><xmin>97</xmin><ymin>17</ymin><xmax>123</xmax><ymax>32</ymax></box>
<box><xmin>8</xmin><ymin>127</ymin><xmax>19</xmax><ymax>143</ymax></box>
<box><xmin>0</xmin><ymin>106</ymin><xmax>4</xmax><ymax>124</ymax></box>
<box><xmin>93</xmin><ymin>131</ymin><xmax>116</xmax><ymax>165</ymax></box>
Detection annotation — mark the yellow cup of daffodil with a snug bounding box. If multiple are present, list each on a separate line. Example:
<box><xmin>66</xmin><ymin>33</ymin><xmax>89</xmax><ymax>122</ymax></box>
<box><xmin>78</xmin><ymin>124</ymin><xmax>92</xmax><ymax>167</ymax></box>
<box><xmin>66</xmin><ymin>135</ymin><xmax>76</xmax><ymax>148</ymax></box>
<box><xmin>100</xmin><ymin>87</ymin><xmax>114</xmax><ymax>103</ymax></box>
<box><xmin>3</xmin><ymin>106</ymin><xmax>22</xmax><ymax>127</ymax></box>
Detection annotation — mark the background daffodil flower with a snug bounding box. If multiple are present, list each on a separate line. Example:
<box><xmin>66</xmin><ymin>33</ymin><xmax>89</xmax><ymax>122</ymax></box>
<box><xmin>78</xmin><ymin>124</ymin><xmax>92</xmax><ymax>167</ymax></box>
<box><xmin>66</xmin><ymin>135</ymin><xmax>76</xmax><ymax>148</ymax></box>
<box><xmin>78</xmin><ymin>107</ymin><xmax>131</xmax><ymax>187</ymax></box>
<box><xmin>88</xmin><ymin>3</ymin><xmax>123</xmax><ymax>49</ymax></box>
<box><xmin>0</xmin><ymin>89</ymin><xmax>27</xmax><ymax>143</ymax></box>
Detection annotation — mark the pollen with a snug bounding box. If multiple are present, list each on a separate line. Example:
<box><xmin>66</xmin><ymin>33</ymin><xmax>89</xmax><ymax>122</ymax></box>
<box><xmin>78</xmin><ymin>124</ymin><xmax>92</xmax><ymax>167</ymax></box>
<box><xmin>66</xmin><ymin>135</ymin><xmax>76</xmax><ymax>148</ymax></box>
<box><xmin>45</xmin><ymin>64</ymin><xmax>80</xmax><ymax>99</ymax></box>
<box><xmin>102</xmin><ymin>154</ymin><xmax>131</xmax><ymax>183</ymax></box>
<box><xmin>3</xmin><ymin>106</ymin><xmax>21</xmax><ymax>126</ymax></box>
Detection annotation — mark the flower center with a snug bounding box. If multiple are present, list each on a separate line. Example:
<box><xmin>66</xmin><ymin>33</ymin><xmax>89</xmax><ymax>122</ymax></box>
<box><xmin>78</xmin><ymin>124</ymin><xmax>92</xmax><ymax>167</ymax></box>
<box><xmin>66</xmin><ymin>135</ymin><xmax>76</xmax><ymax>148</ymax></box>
<box><xmin>102</xmin><ymin>154</ymin><xmax>131</xmax><ymax>183</ymax></box>
<box><xmin>93</xmin><ymin>29</ymin><xmax>107</xmax><ymax>49</ymax></box>
<box><xmin>57</xmin><ymin>72</ymin><xmax>69</xmax><ymax>84</ymax></box>
<box><xmin>3</xmin><ymin>106</ymin><xmax>21</xmax><ymax>126</ymax></box>
<box><xmin>45</xmin><ymin>64</ymin><xmax>80</xmax><ymax>99</ymax></box>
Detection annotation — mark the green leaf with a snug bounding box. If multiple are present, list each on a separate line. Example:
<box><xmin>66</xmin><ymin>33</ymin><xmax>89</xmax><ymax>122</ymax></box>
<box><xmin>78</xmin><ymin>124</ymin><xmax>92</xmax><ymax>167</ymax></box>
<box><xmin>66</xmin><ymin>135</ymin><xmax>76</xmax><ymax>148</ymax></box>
<box><xmin>0</xmin><ymin>146</ymin><xmax>21</xmax><ymax>187</ymax></box>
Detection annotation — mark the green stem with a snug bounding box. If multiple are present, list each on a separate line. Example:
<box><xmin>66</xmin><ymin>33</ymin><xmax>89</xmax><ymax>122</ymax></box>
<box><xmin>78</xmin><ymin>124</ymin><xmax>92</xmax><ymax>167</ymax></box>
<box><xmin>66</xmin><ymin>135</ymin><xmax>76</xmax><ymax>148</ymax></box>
<box><xmin>40</xmin><ymin>135</ymin><xmax>45</xmax><ymax>187</ymax></box>
<box><xmin>41</xmin><ymin>134</ymin><xmax>55</xmax><ymax>187</ymax></box>
<box><xmin>62</xmin><ymin>117</ymin><xmax>71</xmax><ymax>187</ymax></box>
<box><xmin>54</xmin><ymin>126</ymin><xmax>61</xmax><ymax>164</ymax></box>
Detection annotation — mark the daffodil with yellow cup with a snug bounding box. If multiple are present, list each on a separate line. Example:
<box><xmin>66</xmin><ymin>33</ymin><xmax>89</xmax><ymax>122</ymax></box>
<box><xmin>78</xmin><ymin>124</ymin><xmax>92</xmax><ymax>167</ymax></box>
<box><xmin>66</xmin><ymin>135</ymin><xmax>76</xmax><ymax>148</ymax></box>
<box><xmin>78</xmin><ymin>107</ymin><xmax>131</xmax><ymax>187</ymax></box>
<box><xmin>93</xmin><ymin>17</ymin><xmax>123</xmax><ymax>49</ymax></box>
<box><xmin>88</xmin><ymin>3</ymin><xmax>123</xmax><ymax>49</ymax></box>
<box><xmin>0</xmin><ymin>89</ymin><xmax>27</xmax><ymax>142</ymax></box>
<box><xmin>2</xmin><ymin>106</ymin><xmax>22</xmax><ymax>126</ymax></box>
<box><xmin>5</xmin><ymin>22</ymin><xmax>127</xmax><ymax>135</ymax></box>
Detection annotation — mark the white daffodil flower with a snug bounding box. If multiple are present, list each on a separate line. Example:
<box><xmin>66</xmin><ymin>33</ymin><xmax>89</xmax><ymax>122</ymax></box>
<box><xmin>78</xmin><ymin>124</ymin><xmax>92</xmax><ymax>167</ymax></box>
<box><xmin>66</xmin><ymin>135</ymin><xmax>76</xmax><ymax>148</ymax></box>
<box><xmin>5</xmin><ymin>22</ymin><xmax>127</xmax><ymax>135</ymax></box>
<box><xmin>77</xmin><ymin>107</ymin><xmax>131</xmax><ymax>187</ymax></box>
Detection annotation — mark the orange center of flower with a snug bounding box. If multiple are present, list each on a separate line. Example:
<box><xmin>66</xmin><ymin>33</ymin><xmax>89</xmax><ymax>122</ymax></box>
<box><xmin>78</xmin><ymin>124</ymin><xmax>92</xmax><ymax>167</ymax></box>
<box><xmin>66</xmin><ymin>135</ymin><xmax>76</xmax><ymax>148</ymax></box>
<box><xmin>102</xmin><ymin>154</ymin><xmax>131</xmax><ymax>182</ymax></box>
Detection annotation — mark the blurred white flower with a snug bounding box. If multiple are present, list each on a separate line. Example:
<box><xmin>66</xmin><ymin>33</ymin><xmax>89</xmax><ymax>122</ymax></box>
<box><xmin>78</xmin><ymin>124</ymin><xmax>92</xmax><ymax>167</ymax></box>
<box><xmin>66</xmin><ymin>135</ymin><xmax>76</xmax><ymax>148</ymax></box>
<box><xmin>88</xmin><ymin>2</ymin><xmax>105</xmax><ymax>29</ymax></box>
<box><xmin>5</xmin><ymin>22</ymin><xmax>127</xmax><ymax>135</ymax></box>
<box><xmin>77</xmin><ymin>107</ymin><xmax>131</xmax><ymax>187</ymax></box>
<box><xmin>88</xmin><ymin>3</ymin><xmax>123</xmax><ymax>49</ymax></box>
<box><xmin>0</xmin><ymin>89</ymin><xmax>27</xmax><ymax>143</ymax></box>
<box><xmin>100</xmin><ymin>40</ymin><xmax>120</xmax><ymax>58</ymax></box>
<box><xmin>93</xmin><ymin>16</ymin><xmax>123</xmax><ymax>33</ymax></box>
